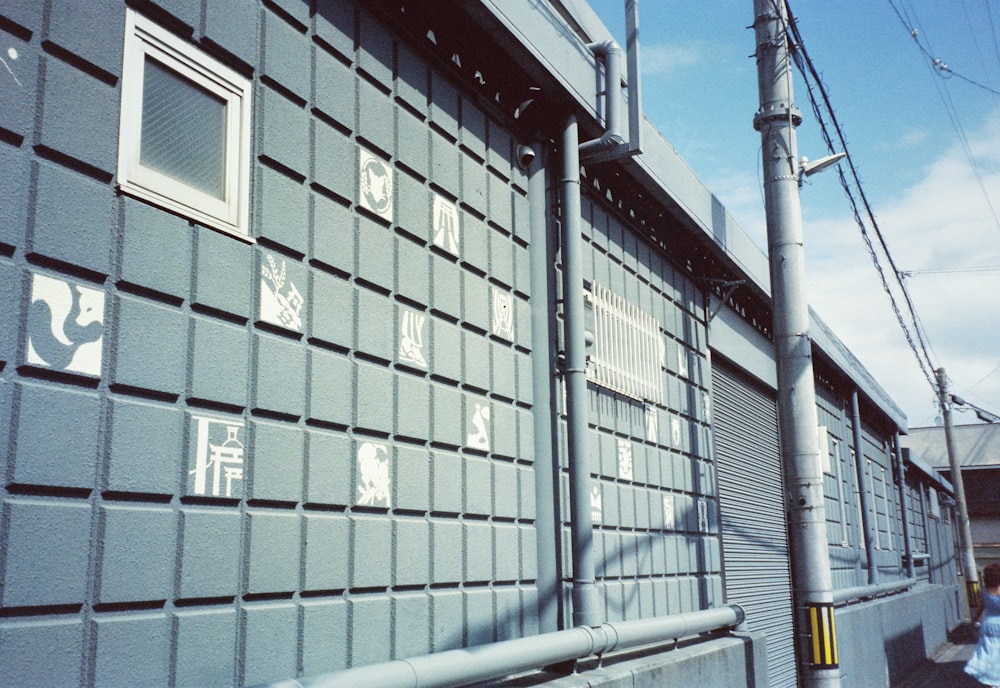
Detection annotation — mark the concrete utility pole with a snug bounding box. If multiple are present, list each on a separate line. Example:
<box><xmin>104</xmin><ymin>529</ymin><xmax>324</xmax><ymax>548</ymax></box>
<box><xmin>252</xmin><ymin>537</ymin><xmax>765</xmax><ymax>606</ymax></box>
<box><xmin>752</xmin><ymin>1</ymin><xmax>841</xmax><ymax>685</ymax></box>
<box><xmin>936</xmin><ymin>367</ymin><xmax>980</xmax><ymax>613</ymax></box>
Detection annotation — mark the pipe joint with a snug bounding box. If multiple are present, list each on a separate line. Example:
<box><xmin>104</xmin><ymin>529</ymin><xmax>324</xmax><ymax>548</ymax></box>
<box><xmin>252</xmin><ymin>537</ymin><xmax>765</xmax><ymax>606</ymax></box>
<box><xmin>579</xmin><ymin>131</ymin><xmax>627</xmax><ymax>158</ymax></box>
<box><xmin>598</xmin><ymin>623</ymin><xmax>620</xmax><ymax>654</ymax></box>
<box><xmin>581</xmin><ymin>39</ymin><xmax>628</xmax><ymax>163</ymax></box>
<box><xmin>587</xmin><ymin>40</ymin><xmax>621</xmax><ymax>60</ymax></box>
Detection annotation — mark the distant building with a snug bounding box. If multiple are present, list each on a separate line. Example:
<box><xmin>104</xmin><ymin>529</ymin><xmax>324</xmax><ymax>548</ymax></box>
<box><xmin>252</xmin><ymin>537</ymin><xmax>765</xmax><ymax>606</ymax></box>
<box><xmin>905</xmin><ymin>424</ymin><xmax>1000</xmax><ymax>570</ymax></box>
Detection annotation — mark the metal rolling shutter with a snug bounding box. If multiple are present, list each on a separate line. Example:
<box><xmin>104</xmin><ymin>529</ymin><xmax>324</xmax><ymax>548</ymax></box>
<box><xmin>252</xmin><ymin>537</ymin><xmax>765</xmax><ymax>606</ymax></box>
<box><xmin>712</xmin><ymin>362</ymin><xmax>798</xmax><ymax>688</ymax></box>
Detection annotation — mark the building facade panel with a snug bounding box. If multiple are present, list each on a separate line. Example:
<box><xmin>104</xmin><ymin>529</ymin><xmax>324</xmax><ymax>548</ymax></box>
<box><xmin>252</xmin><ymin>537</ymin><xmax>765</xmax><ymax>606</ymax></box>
<box><xmin>0</xmin><ymin>0</ymin><xmax>962</xmax><ymax>686</ymax></box>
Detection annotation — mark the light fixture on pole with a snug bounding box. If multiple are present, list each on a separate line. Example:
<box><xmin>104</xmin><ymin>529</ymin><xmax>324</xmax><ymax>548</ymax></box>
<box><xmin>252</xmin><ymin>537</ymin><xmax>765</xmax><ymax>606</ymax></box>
<box><xmin>798</xmin><ymin>152</ymin><xmax>846</xmax><ymax>185</ymax></box>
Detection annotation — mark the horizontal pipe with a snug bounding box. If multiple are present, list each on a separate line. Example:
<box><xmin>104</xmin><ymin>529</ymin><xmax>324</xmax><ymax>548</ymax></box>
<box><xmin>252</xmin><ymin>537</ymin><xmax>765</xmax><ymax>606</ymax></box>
<box><xmin>247</xmin><ymin>605</ymin><xmax>745</xmax><ymax>688</ymax></box>
<box><xmin>832</xmin><ymin>578</ymin><xmax>918</xmax><ymax>607</ymax></box>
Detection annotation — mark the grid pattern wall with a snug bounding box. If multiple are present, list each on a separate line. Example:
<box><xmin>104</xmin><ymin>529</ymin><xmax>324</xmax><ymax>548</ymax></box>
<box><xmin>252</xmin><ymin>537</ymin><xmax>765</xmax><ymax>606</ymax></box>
<box><xmin>815</xmin><ymin>388</ymin><xmax>865</xmax><ymax>588</ymax></box>
<box><xmin>861</xmin><ymin>426</ymin><xmax>905</xmax><ymax>578</ymax></box>
<box><xmin>0</xmin><ymin>2</ymin><xmax>535</xmax><ymax>687</ymax></box>
<box><xmin>932</xmin><ymin>500</ymin><xmax>959</xmax><ymax>585</ymax></box>
<box><xmin>557</xmin><ymin>191</ymin><xmax>721</xmax><ymax>624</ymax></box>
<box><xmin>904</xmin><ymin>481</ymin><xmax>930</xmax><ymax>580</ymax></box>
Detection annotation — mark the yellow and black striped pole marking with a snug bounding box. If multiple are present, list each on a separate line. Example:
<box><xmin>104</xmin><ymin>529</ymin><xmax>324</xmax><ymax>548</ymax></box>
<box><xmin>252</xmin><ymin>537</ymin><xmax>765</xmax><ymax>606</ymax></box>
<box><xmin>969</xmin><ymin>581</ymin><xmax>982</xmax><ymax>611</ymax></box>
<box><xmin>807</xmin><ymin>603</ymin><xmax>839</xmax><ymax>669</ymax></box>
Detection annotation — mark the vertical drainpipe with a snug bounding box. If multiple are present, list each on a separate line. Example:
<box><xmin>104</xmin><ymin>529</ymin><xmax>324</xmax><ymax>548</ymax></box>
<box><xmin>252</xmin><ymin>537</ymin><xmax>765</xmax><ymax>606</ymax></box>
<box><xmin>624</xmin><ymin>0</ymin><xmax>643</xmax><ymax>154</ymax></box>
<box><xmin>894</xmin><ymin>435</ymin><xmax>915</xmax><ymax>579</ymax></box>
<box><xmin>558</xmin><ymin>26</ymin><xmax>640</xmax><ymax>629</ymax></box>
<box><xmin>527</xmin><ymin>142</ymin><xmax>562</xmax><ymax>633</ymax></box>
<box><xmin>561</xmin><ymin>113</ymin><xmax>600</xmax><ymax>628</ymax></box>
<box><xmin>918</xmin><ymin>486</ymin><xmax>933</xmax><ymax>583</ymax></box>
<box><xmin>850</xmin><ymin>389</ymin><xmax>878</xmax><ymax>585</ymax></box>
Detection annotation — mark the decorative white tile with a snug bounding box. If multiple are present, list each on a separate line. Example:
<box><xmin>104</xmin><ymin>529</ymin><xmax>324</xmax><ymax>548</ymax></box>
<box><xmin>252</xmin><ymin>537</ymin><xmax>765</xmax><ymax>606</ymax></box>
<box><xmin>357</xmin><ymin>441</ymin><xmax>391</xmax><ymax>507</ymax></box>
<box><xmin>359</xmin><ymin>148</ymin><xmax>393</xmax><ymax>221</ymax></box>
<box><xmin>26</xmin><ymin>273</ymin><xmax>104</xmax><ymax>376</ymax></box>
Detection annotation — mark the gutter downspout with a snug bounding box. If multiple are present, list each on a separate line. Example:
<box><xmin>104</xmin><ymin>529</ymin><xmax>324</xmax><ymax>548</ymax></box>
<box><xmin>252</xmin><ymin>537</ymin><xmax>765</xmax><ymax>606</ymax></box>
<box><xmin>579</xmin><ymin>5</ymin><xmax>643</xmax><ymax>166</ymax></box>
<box><xmin>850</xmin><ymin>389</ymin><xmax>879</xmax><ymax>585</ymax></box>
<box><xmin>918</xmin><ymin>486</ymin><xmax>934</xmax><ymax>584</ymax></box>
<box><xmin>579</xmin><ymin>40</ymin><xmax>625</xmax><ymax>160</ymax></box>
<box><xmin>527</xmin><ymin>142</ymin><xmax>562</xmax><ymax>633</ymax></box>
<box><xmin>561</xmin><ymin>113</ymin><xmax>601</xmax><ymax>627</ymax></box>
<box><xmin>624</xmin><ymin>0</ymin><xmax>643</xmax><ymax>155</ymax></box>
<box><xmin>894</xmin><ymin>436</ymin><xmax>915</xmax><ymax>579</ymax></box>
<box><xmin>563</xmin><ymin>6</ymin><xmax>645</xmax><ymax>627</ymax></box>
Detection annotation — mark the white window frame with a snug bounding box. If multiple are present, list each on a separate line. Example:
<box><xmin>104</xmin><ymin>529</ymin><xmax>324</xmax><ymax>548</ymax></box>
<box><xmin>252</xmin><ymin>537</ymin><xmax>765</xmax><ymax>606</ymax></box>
<box><xmin>117</xmin><ymin>9</ymin><xmax>252</xmax><ymax>239</ymax></box>
<box><xmin>879</xmin><ymin>464</ymin><xmax>894</xmax><ymax>551</ymax></box>
<box><xmin>830</xmin><ymin>437</ymin><xmax>850</xmax><ymax>546</ymax></box>
<box><xmin>928</xmin><ymin>486</ymin><xmax>940</xmax><ymax>519</ymax></box>
<box><xmin>851</xmin><ymin>449</ymin><xmax>864</xmax><ymax>545</ymax></box>
<box><xmin>867</xmin><ymin>459</ymin><xmax>882</xmax><ymax>549</ymax></box>
<box><xmin>818</xmin><ymin>425</ymin><xmax>831</xmax><ymax>474</ymax></box>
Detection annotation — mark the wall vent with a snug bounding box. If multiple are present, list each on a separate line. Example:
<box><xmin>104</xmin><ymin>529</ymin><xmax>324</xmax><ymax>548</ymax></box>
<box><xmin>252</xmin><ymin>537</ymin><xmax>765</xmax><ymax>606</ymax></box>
<box><xmin>586</xmin><ymin>282</ymin><xmax>665</xmax><ymax>404</ymax></box>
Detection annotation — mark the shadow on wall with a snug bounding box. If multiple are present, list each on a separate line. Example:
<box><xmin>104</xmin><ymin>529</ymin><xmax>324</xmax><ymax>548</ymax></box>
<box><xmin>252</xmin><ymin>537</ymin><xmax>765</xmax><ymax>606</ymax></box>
<box><xmin>885</xmin><ymin>623</ymin><xmax>982</xmax><ymax>688</ymax></box>
<box><xmin>433</xmin><ymin>527</ymin><xmax>724</xmax><ymax>659</ymax></box>
<box><xmin>884</xmin><ymin>625</ymin><xmax>928</xmax><ymax>685</ymax></box>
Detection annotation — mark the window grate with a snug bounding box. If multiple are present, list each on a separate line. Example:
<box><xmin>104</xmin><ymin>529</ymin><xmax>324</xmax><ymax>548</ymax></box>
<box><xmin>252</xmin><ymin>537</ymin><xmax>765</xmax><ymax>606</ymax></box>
<box><xmin>586</xmin><ymin>282</ymin><xmax>665</xmax><ymax>404</ymax></box>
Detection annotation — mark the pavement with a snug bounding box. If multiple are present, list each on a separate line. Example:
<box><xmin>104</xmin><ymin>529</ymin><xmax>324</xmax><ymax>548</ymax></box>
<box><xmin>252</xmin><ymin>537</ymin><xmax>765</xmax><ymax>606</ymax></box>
<box><xmin>892</xmin><ymin>624</ymin><xmax>985</xmax><ymax>687</ymax></box>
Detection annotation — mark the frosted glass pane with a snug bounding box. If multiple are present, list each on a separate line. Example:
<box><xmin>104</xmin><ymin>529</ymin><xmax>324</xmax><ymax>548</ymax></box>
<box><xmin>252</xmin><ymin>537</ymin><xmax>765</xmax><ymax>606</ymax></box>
<box><xmin>141</xmin><ymin>58</ymin><xmax>226</xmax><ymax>199</ymax></box>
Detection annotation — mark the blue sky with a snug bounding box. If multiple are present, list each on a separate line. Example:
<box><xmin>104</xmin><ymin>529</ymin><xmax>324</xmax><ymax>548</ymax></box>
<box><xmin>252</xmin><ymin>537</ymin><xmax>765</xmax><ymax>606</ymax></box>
<box><xmin>589</xmin><ymin>0</ymin><xmax>1000</xmax><ymax>429</ymax></box>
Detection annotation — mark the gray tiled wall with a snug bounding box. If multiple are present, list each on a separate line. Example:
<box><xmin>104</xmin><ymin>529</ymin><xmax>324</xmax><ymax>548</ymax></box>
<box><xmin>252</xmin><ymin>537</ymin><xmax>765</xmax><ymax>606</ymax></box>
<box><xmin>0</xmin><ymin>1</ymin><xmax>534</xmax><ymax>685</ymax></box>
<box><xmin>0</xmin><ymin>0</ymin><xmax>728</xmax><ymax>686</ymax></box>
<box><xmin>560</xmin><ymin>192</ymin><xmax>723</xmax><ymax>624</ymax></box>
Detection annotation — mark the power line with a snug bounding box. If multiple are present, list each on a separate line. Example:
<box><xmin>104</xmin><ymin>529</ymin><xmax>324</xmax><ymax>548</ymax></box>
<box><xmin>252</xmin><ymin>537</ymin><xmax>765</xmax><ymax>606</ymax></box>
<box><xmin>887</xmin><ymin>0</ymin><xmax>1000</xmax><ymax>233</ymax></box>
<box><xmin>784</xmin><ymin>1</ymin><xmax>939</xmax><ymax>394</ymax></box>
<box><xmin>889</xmin><ymin>0</ymin><xmax>1000</xmax><ymax>97</ymax></box>
<box><xmin>900</xmin><ymin>265</ymin><xmax>1000</xmax><ymax>277</ymax></box>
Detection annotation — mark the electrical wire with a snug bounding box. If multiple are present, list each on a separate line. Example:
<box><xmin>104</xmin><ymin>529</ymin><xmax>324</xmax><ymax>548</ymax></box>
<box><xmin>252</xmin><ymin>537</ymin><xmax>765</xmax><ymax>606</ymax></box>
<box><xmin>783</xmin><ymin>0</ymin><xmax>939</xmax><ymax>394</ymax></box>
<box><xmin>985</xmin><ymin>0</ymin><xmax>1000</xmax><ymax>106</ymax></box>
<box><xmin>887</xmin><ymin>0</ymin><xmax>1000</xmax><ymax>232</ymax></box>
<box><xmin>900</xmin><ymin>265</ymin><xmax>1000</xmax><ymax>277</ymax></box>
<box><xmin>889</xmin><ymin>0</ymin><xmax>1000</xmax><ymax>97</ymax></box>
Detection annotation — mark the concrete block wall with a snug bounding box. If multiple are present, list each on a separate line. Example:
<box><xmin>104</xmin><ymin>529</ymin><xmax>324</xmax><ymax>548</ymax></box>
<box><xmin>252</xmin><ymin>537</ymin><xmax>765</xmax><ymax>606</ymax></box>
<box><xmin>0</xmin><ymin>1</ymin><xmax>536</xmax><ymax>686</ymax></box>
<box><xmin>860</xmin><ymin>422</ymin><xmax>906</xmax><ymax>579</ymax></box>
<box><xmin>1</xmin><ymin>1</ymin><xmax>955</xmax><ymax>687</ymax></box>
<box><xmin>835</xmin><ymin>584</ymin><xmax>960</xmax><ymax>688</ymax></box>
<box><xmin>815</xmin><ymin>371</ymin><xmax>908</xmax><ymax>590</ymax></box>
<box><xmin>815</xmin><ymin>387</ymin><xmax>866</xmax><ymax>589</ymax></box>
<box><xmin>560</xmin><ymin>191</ymin><xmax>722</xmax><ymax>624</ymax></box>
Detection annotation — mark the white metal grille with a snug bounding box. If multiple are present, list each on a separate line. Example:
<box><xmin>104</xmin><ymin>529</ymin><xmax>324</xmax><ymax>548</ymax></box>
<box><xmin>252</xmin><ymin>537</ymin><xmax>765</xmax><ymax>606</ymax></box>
<box><xmin>586</xmin><ymin>282</ymin><xmax>665</xmax><ymax>404</ymax></box>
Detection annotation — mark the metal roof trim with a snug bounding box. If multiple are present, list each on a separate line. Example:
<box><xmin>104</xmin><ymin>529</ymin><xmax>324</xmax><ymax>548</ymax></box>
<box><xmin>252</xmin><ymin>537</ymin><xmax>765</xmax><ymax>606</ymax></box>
<box><xmin>469</xmin><ymin>0</ymin><xmax>907</xmax><ymax>432</ymax></box>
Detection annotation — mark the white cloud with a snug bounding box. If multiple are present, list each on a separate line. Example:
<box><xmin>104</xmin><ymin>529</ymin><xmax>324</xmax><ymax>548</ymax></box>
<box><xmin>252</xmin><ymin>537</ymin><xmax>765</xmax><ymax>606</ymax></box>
<box><xmin>800</xmin><ymin>112</ymin><xmax>1000</xmax><ymax>428</ymax></box>
<box><xmin>703</xmin><ymin>168</ymin><xmax>768</xmax><ymax>248</ymax></box>
<box><xmin>640</xmin><ymin>42</ymin><xmax>706</xmax><ymax>76</ymax></box>
<box><xmin>875</xmin><ymin>126</ymin><xmax>932</xmax><ymax>152</ymax></box>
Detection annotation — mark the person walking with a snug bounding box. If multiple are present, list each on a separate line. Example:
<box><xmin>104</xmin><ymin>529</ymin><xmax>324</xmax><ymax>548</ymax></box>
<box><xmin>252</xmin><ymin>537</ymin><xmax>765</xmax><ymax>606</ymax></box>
<box><xmin>966</xmin><ymin>564</ymin><xmax>1000</xmax><ymax>687</ymax></box>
